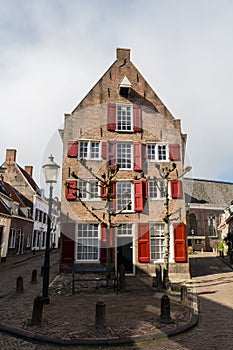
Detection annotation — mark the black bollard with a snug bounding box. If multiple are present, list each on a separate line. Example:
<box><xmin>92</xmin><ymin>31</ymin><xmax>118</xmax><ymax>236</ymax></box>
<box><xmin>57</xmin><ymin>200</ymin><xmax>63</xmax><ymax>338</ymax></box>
<box><xmin>181</xmin><ymin>285</ymin><xmax>188</xmax><ymax>304</ymax></box>
<box><xmin>95</xmin><ymin>301</ymin><xmax>106</xmax><ymax>330</ymax></box>
<box><xmin>16</xmin><ymin>276</ymin><xmax>24</xmax><ymax>292</ymax></box>
<box><xmin>118</xmin><ymin>264</ymin><xmax>126</xmax><ymax>292</ymax></box>
<box><xmin>31</xmin><ymin>269</ymin><xmax>37</xmax><ymax>283</ymax></box>
<box><xmin>159</xmin><ymin>295</ymin><xmax>173</xmax><ymax>324</ymax></box>
<box><xmin>153</xmin><ymin>264</ymin><xmax>162</xmax><ymax>290</ymax></box>
<box><xmin>31</xmin><ymin>296</ymin><xmax>44</xmax><ymax>325</ymax></box>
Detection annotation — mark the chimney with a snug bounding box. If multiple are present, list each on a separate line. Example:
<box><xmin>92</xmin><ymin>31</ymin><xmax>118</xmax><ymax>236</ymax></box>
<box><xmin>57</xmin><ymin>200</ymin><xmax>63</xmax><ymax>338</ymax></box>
<box><xmin>5</xmin><ymin>149</ymin><xmax>17</xmax><ymax>164</ymax></box>
<box><xmin>116</xmin><ymin>48</ymin><xmax>131</xmax><ymax>63</ymax></box>
<box><xmin>24</xmin><ymin>166</ymin><xmax>33</xmax><ymax>176</ymax></box>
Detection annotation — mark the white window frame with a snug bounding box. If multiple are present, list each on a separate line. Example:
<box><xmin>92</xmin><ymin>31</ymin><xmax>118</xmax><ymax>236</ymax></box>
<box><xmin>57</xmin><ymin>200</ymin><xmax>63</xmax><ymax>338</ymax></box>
<box><xmin>9</xmin><ymin>228</ymin><xmax>16</xmax><ymax>248</ymax></box>
<box><xmin>116</xmin><ymin>142</ymin><xmax>132</xmax><ymax>170</ymax></box>
<box><xmin>78</xmin><ymin>140</ymin><xmax>100</xmax><ymax>160</ymax></box>
<box><xmin>116</xmin><ymin>104</ymin><xmax>133</xmax><ymax>132</ymax></box>
<box><xmin>148</xmin><ymin>179</ymin><xmax>165</xmax><ymax>200</ymax></box>
<box><xmin>77</xmin><ymin>179</ymin><xmax>99</xmax><ymax>201</ymax></box>
<box><xmin>76</xmin><ymin>223</ymin><xmax>99</xmax><ymax>262</ymax></box>
<box><xmin>116</xmin><ymin>223</ymin><xmax>133</xmax><ymax>236</ymax></box>
<box><xmin>116</xmin><ymin>181</ymin><xmax>133</xmax><ymax>212</ymax></box>
<box><xmin>150</xmin><ymin>223</ymin><xmax>165</xmax><ymax>261</ymax></box>
<box><xmin>147</xmin><ymin>143</ymin><xmax>168</xmax><ymax>162</ymax></box>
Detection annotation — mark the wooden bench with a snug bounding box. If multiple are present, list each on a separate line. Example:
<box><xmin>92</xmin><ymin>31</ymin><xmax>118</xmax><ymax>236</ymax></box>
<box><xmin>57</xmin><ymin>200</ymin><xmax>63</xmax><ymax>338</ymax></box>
<box><xmin>72</xmin><ymin>266</ymin><xmax>118</xmax><ymax>294</ymax></box>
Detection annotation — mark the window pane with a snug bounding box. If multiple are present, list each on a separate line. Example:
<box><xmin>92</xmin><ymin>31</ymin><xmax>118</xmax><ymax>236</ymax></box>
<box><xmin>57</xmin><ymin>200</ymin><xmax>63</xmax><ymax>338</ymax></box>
<box><xmin>147</xmin><ymin>144</ymin><xmax>156</xmax><ymax>160</ymax></box>
<box><xmin>117</xmin><ymin>105</ymin><xmax>132</xmax><ymax>131</ymax></box>
<box><xmin>116</xmin><ymin>182</ymin><xmax>132</xmax><ymax>211</ymax></box>
<box><xmin>116</xmin><ymin>143</ymin><xmax>132</xmax><ymax>169</ymax></box>
<box><xmin>150</xmin><ymin>223</ymin><xmax>165</xmax><ymax>260</ymax></box>
<box><xmin>90</xmin><ymin>142</ymin><xmax>100</xmax><ymax>159</ymax></box>
<box><xmin>158</xmin><ymin>145</ymin><xmax>167</xmax><ymax>161</ymax></box>
<box><xmin>79</xmin><ymin>141</ymin><xmax>88</xmax><ymax>158</ymax></box>
<box><xmin>77</xmin><ymin>223</ymin><xmax>99</xmax><ymax>261</ymax></box>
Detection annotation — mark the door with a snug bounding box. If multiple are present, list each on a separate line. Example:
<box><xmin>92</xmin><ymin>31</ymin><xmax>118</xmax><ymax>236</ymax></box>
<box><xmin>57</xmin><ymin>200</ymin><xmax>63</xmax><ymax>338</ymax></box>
<box><xmin>117</xmin><ymin>236</ymin><xmax>133</xmax><ymax>274</ymax></box>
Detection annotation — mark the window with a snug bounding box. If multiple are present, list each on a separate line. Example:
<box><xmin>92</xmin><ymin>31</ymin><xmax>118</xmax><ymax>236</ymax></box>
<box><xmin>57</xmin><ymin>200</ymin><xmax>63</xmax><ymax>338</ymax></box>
<box><xmin>147</xmin><ymin>144</ymin><xmax>168</xmax><ymax>161</ymax></box>
<box><xmin>116</xmin><ymin>182</ymin><xmax>132</xmax><ymax>211</ymax></box>
<box><xmin>116</xmin><ymin>143</ymin><xmax>132</xmax><ymax>169</ymax></box>
<box><xmin>77</xmin><ymin>179</ymin><xmax>99</xmax><ymax>200</ymax></box>
<box><xmin>9</xmin><ymin>229</ymin><xmax>16</xmax><ymax>248</ymax></box>
<box><xmin>26</xmin><ymin>233</ymin><xmax>31</xmax><ymax>248</ymax></box>
<box><xmin>148</xmin><ymin>179</ymin><xmax>165</xmax><ymax>199</ymax></box>
<box><xmin>117</xmin><ymin>223</ymin><xmax>133</xmax><ymax>236</ymax></box>
<box><xmin>208</xmin><ymin>214</ymin><xmax>217</xmax><ymax>237</ymax></box>
<box><xmin>79</xmin><ymin>141</ymin><xmax>100</xmax><ymax>159</ymax></box>
<box><xmin>116</xmin><ymin>105</ymin><xmax>132</xmax><ymax>131</ymax></box>
<box><xmin>150</xmin><ymin>223</ymin><xmax>165</xmax><ymax>260</ymax></box>
<box><xmin>76</xmin><ymin>223</ymin><xmax>99</xmax><ymax>261</ymax></box>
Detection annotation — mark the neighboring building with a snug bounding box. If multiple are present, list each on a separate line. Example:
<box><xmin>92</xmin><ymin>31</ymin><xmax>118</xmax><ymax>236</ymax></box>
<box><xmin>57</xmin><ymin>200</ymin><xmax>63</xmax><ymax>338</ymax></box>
<box><xmin>1</xmin><ymin>149</ymin><xmax>61</xmax><ymax>255</ymax></box>
<box><xmin>0</xmin><ymin>181</ymin><xmax>12</xmax><ymax>261</ymax></box>
<box><xmin>60</xmin><ymin>48</ymin><xmax>189</xmax><ymax>278</ymax></box>
<box><xmin>184</xmin><ymin>178</ymin><xmax>233</xmax><ymax>252</ymax></box>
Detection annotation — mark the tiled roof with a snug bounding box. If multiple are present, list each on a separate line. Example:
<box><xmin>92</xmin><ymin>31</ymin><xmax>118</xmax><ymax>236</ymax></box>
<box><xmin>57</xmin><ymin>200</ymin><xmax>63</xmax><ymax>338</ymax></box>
<box><xmin>184</xmin><ymin>178</ymin><xmax>233</xmax><ymax>207</ymax></box>
<box><xmin>3</xmin><ymin>182</ymin><xmax>33</xmax><ymax>218</ymax></box>
<box><xmin>0</xmin><ymin>197</ymin><xmax>11</xmax><ymax>216</ymax></box>
<box><xmin>16</xmin><ymin>164</ymin><xmax>40</xmax><ymax>194</ymax></box>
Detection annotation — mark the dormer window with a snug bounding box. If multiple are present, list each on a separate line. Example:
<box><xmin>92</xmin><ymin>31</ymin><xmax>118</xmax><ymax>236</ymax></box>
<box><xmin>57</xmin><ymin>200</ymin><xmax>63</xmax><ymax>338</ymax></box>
<box><xmin>119</xmin><ymin>76</ymin><xmax>132</xmax><ymax>96</ymax></box>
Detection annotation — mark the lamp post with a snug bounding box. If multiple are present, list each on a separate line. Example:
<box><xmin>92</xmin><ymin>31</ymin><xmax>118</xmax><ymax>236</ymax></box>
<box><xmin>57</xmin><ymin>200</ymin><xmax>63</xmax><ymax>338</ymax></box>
<box><xmin>41</xmin><ymin>155</ymin><xmax>60</xmax><ymax>304</ymax></box>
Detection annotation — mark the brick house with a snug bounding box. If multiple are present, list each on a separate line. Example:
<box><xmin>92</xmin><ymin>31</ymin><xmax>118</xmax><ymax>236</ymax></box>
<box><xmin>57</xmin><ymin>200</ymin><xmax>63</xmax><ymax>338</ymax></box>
<box><xmin>60</xmin><ymin>48</ymin><xmax>189</xmax><ymax>277</ymax></box>
<box><xmin>185</xmin><ymin>178</ymin><xmax>233</xmax><ymax>252</ymax></box>
<box><xmin>2</xmin><ymin>149</ymin><xmax>61</xmax><ymax>252</ymax></box>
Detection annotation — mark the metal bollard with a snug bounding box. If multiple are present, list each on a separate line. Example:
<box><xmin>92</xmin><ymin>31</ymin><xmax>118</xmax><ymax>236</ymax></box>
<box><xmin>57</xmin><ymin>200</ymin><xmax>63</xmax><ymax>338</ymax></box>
<box><xmin>181</xmin><ymin>285</ymin><xmax>188</xmax><ymax>304</ymax></box>
<box><xmin>95</xmin><ymin>301</ymin><xmax>106</xmax><ymax>330</ymax></box>
<box><xmin>31</xmin><ymin>269</ymin><xmax>37</xmax><ymax>283</ymax></box>
<box><xmin>159</xmin><ymin>295</ymin><xmax>173</xmax><ymax>324</ymax></box>
<box><xmin>31</xmin><ymin>296</ymin><xmax>44</xmax><ymax>325</ymax></box>
<box><xmin>16</xmin><ymin>276</ymin><xmax>24</xmax><ymax>292</ymax></box>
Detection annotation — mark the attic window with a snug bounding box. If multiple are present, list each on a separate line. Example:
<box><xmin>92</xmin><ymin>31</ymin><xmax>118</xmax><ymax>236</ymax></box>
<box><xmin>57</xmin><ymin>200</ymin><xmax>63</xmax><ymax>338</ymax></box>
<box><xmin>119</xmin><ymin>76</ymin><xmax>132</xmax><ymax>96</ymax></box>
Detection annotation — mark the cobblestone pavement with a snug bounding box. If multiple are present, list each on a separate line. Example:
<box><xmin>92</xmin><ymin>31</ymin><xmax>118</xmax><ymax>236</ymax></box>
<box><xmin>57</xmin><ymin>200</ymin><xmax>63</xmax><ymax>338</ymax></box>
<box><xmin>1</xmin><ymin>252</ymin><xmax>233</xmax><ymax>349</ymax></box>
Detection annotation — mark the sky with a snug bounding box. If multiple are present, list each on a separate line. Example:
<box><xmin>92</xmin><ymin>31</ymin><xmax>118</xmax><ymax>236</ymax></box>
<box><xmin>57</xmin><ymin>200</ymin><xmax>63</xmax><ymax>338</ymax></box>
<box><xmin>1</xmin><ymin>0</ymin><xmax>233</xmax><ymax>198</ymax></box>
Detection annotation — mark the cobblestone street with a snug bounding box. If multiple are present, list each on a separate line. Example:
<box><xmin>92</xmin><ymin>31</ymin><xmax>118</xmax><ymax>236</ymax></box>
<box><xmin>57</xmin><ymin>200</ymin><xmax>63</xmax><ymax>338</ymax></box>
<box><xmin>0</xmin><ymin>252</ymin><xmax>233</xmax><ymax>349</ymax></box>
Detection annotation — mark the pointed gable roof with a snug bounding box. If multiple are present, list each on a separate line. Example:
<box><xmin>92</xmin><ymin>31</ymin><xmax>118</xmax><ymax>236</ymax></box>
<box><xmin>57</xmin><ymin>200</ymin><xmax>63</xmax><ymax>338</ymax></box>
<box><xmin>70</xmin><ymin>48</ymin><xmax>175</xmax><ymax>123</ymax></box>
<box><xmin>16</xmin><ymin>164</ymin><xmax>40</xmax><ymax>194</ymax></box>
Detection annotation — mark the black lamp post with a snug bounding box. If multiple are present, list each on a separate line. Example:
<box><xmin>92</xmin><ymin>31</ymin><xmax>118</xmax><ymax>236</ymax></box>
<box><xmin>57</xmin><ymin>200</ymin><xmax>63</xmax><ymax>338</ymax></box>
<box><xmin>41</xmin><ymin>155</ymin><xmax>60</xmax><ymax>304</ymax></box>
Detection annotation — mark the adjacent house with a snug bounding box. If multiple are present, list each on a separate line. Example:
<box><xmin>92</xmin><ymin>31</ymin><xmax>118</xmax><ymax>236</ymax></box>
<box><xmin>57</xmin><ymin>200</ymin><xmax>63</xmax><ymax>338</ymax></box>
<box><xmin>1</xmin><ymin>149</ymin><xmax>61</xmax><ymax>256</ymax></box>
<box><xmin>184</xmin><ymin>178</ymin><xmax>233</xmax><ymax>252</ymax></box>
<box><xmin>60</xmin><ymin>48</ymin><xmax>189</xmax><ymax>278</ymax></box>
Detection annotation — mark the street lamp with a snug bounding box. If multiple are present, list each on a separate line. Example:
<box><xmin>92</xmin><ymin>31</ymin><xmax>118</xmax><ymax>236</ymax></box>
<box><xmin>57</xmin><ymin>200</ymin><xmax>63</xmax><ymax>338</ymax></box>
<box><xmin>41</xmin><ymin>155</ymin><xmax>60</xmax><ymax>304</ymax></box>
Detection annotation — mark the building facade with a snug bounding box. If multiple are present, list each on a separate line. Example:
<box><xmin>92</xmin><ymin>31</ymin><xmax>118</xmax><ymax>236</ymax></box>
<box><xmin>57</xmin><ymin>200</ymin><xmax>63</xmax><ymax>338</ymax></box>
<box><xmin>60</xmin><ymin>48</ymin><xmax>189</xmax><ymax>277</ymax></box>
<box><xmin>185</xmin><ymin>178</ymin><xmax>233</xmax><ymax>252</ymax></box>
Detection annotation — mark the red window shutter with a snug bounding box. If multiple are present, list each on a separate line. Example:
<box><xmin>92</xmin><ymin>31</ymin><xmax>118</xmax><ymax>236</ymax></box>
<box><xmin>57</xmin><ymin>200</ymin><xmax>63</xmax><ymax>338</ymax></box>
<box><xmin>134</xmin><ymin>180</ymin><xmax>143</xmax><ymax>212</ymax></box>
<box><xmin>100</xmin><ymin>225</ymin><xmax>113</xmax><ymax>263</ymax></box>
<box><xmin>65</xmin><ymin>180</ymin><xmax>77</xmax><ymax>200</ymax></box>
<box><xmin>102</xmin><ymin>141</ymin><xmax>107</xmax><ymax>159</ymax></box>
<box><xmin>107</xmin><ymin>141</ymin><xmax>116</xmax><ymax>168</ymax></box>
<box><xmin>67</xmin><ymin>140</ymin><xmax>78</xmax><ymax>157</ymax></box>
<box><xmin>138</xmin><ymin>223</ymin><xmax>150</xmax><ymax>263</ymax></box>
<box><xmin>133</xmin><ymin>142</ymin><xmax>142</xmax><ymax>171</ymax></box>
<box><xmin>109</xmin><ymin>181</ymin><xmax>116</xmax><ymax>211</ymax></box>
<box><xmin>61</xmin><ymin>232</ymin><xmax>75</xmax><ymax>263</ymax></box>
<box><xmin>171</xmin><ymin>180</ymin><xmax>182</xmax><ymax>199</ymax></box>
<box><xmin>133</xmin><ymin>104</ymin><xmax>142</xmax><ymax>132</ymax></box>
<box><xmin>107</xmin><ymin>103</ymin><xmax>116</xmax><ymax>131</ymax></box>
<box><xmin>142</xmin><ymin>143</ymin><xmax>147</xmax><ymax>159</ymax></box>
<box><xmin>100</xmin><ymin>181</ymin><xmax>106</xmax><ymax>200</ymax></box>
<box><xmin>169</xmin><ymin>144</ymin><xmax>180</xmax><ymax>161</ymax></box>
<box><xmin>173</xmin><ymin>223</ymin><xmax>186</xmax><ymax>262</ymax></box>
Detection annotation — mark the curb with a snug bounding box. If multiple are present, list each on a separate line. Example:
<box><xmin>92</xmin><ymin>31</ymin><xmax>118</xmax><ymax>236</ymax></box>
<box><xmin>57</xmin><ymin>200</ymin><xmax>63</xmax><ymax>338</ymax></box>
<box><xmin>0</xmin><ymin>285</ymin><xmax>199</xmax><ymax>346</ymax></box>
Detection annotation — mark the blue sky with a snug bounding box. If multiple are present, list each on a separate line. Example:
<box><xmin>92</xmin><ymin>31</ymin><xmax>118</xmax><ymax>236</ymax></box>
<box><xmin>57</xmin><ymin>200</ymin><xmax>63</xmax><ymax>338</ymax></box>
<box><xmin>1</xmin><ymin>0</ymin><xmax>233</xmax><ymax>197</ymax></box>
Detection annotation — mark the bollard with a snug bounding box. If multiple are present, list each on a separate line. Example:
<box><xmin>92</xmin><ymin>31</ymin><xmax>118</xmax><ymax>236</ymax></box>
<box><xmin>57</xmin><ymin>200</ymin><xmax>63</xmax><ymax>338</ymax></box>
<box><xmin>31</xmin><ymin>269</ymin><xmax>37</xmax><ymax>283</ymax></box>
<box><xmin>16</xmin><ymin>276</ymin><xmax>24</xmax><ymax>292</ymax></box>
<box><xmin>95</xmin><ymin>301</ymin><xmax>106</xmax><ymax>330</ymax></box>
<box><xmin>159</xmin><ymin>295</ymin><xmax>173</xmax><ymax>324</ymax></box>
<box><xmin>181</xmin><ymin>285</ymin><xmax>188</xmax><ymax>304</ymax></box>
<box><xmin>118</xmin><ymin>264</ymin><xmax>126</xmax><ymax>292</ymax></box>
<box><xmin>153</xmin><ymin>264</ymin><xmax>162</xmax><ymax>290</ymax></box>
<box><xmin>31</xmin><ymin>296</ymin><xmax>44</xmax><ymax>325</ymax></box>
